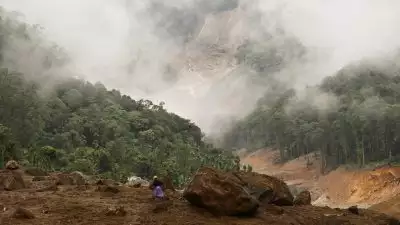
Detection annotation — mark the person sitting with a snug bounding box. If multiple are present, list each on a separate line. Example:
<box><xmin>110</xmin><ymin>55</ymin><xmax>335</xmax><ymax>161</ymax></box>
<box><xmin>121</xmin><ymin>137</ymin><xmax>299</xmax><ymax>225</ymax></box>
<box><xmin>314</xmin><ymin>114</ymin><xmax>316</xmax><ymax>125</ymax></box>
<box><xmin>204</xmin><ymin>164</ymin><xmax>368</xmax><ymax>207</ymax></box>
<box><xmin>150</xmin><ymin>176</ymin><xmax>165</xmax><ymax>200</ymax></box>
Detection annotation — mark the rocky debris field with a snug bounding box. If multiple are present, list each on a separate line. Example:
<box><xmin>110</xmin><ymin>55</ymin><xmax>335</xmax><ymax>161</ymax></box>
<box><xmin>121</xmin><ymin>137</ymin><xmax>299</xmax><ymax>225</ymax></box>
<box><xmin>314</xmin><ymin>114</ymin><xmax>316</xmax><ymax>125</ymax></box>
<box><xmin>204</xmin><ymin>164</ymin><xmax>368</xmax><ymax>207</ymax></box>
<box><xmin>0</xmin><ymin>160</ymin><xmax>398</xmax><ymax>225</ymax></box>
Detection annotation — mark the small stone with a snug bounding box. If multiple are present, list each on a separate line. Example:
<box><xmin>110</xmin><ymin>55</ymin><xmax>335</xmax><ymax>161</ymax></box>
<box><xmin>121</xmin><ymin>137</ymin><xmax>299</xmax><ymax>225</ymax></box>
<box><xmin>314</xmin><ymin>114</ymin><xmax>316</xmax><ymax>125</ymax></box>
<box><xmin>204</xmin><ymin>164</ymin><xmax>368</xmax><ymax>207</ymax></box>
<box><xmin>36</xmin><ymin>184</ymin><xmax>58</xmax><ymax>192</ymax></box>
<box><xmin>105</xmin><ymin>206</ymin><xmax>126</xmax><ymax>217</ymax></box>
<box><xmin>293</xmin><ymin>190</ymin><xmax>311</xmax><ymax>206</ymax></box>
<box><xmin>10</xmin><ymin>207</ymin><xmax>35</xmax><ymax>219</ymax></box>
<box><xmin>96</xmin><ymin>185</ymin><xmax>119</xmax><ymax>193</ymax></box>
<box><xmin>348</xmin><ymin>205</ymin><xmax>359</xmax><ymax>215</ymax></box>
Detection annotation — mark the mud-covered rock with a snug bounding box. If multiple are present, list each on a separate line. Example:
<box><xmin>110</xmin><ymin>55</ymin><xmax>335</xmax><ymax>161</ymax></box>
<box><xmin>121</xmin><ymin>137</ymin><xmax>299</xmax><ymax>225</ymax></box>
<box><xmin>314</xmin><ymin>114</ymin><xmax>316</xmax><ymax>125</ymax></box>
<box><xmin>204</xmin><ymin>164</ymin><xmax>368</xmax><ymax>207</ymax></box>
<box><xmin>234</xmin><ymin>171</ymin><xmax>294</xmax><ymax>206</ymax></box>
<box><xmin>5</xmin><ymin>160</ymin><xmax>19</xmax><ymax>170</ymax></box>
<box><xmin>24</xmin><ymin>167</ymin><xmax>48</xmax><ymax>176</ymax></box>
<box><xmin>70</xmin><ymin>171</ymin><xmax>86</xmax><ymax>185</ymax></box>
<box><xmin>348</xmin><ymin>205</ymin><xmax>359</xmax><ymax>215</ymax></box>
<box><xmin>10</xmin><ymin>207</ymin><xmax>35</xmax><ymax>219</ymax></box>
<box><xmin>264</xmin><ymin>204</ymin><xmax>285</xmax><ymax>215</ymax></box>
<box><xmin>32</xmin><ymin>176</ymin><xmax>48</xmax><ymax>181</ymax></box>
<box><xmin>96</xmin><ymin>179</ymin><xmax>117</xmax><ymax>186</ymax></box>
<box><xmin>96</xmin><ymin>185</ymin><xmax>120</xmax><ymax>194</ymax></box>
<box><xmin>54</xmin><ymin>173</ymin><xmax>74</xmax><ymax>185</ymax></box>
<box><xmin>2</xmin><ymin>171</ymin><xmax>25</xmax><ymax>191</ymax></box>
<box><xmin>183</xmin><ymin>167</ymin><xmax>259</xmax><ymax>216</ymax></box>
<box><xmin>105</xmin><ymin>206</ymin><xmax>126</xmax><ymax>217</ymax></box>
<box><xmin>36</xmin><ymin>184</ymin><xmax>58</xmax><ymax>192</ymax></box>
<box><xmin>294</xmin><ymin>190</ymin><xmax>312</xmax><ymax>206</ymax></box>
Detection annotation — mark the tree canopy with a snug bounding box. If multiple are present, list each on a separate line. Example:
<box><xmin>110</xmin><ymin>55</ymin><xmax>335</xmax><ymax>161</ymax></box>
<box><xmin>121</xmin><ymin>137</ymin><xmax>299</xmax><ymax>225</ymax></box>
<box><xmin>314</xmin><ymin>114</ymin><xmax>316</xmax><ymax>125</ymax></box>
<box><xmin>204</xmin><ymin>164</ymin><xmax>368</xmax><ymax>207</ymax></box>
<box><xmin>0</xmin><ymin>7</ymin><xmax>237</xmax><ymax>184</ymax></box>
<box><xmin>222</xmin><ymin>59</ymin><xmax>400</xmax><ymax>172</ymax></box>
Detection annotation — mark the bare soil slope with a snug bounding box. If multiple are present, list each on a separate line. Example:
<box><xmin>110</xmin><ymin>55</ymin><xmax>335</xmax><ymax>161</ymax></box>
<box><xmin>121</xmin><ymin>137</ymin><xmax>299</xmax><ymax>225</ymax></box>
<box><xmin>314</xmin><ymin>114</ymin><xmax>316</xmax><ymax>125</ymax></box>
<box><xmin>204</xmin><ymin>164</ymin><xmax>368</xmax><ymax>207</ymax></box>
<box><xmin>370</xmin><ymin>194</ymin><xmax>400</xmax><ymax>220</ymax></box>
<box><xmin>240</xmin><ymin>149</ymin><xmax>400</xmax><ymax>209</ymax></box>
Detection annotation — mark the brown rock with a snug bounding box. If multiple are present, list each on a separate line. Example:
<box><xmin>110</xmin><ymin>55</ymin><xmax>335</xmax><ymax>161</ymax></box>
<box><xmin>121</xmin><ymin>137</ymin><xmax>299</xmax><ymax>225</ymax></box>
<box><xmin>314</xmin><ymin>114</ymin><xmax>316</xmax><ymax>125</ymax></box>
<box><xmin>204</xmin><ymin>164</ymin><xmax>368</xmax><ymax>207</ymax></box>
<box><xmin>96</xmin><ymin>179</ymin><xmax>106</xmax><ymax>185</ymax></box>
<box><xmin>10</xmin><ymin>207</ymin><xmax>35</xmax><ymax>219</ymax></box>
<box><xmin>96</xmin><ymin>179</ymin><xmax>115</xmax><ymax>186</ymax></box>
<box><xmin>24</xmin><ymin>167</ymin><xmax>48</xmax><ymax>176</ymax></box>
<box><xmin>264</xmin><ymin>204</ymin><xmax>285</xmax><ymax>215</ymax></box>
<box><xmin>5</xmin><ymin>160</ymin><xmax>19</xmax><ymax>170</ymax></box>
<box><xmin>105</xmin><ymin>206</ymin><xmax>126</xmax><ymax>217</ymax></box>
<box><xmin>3</xmin><ymin>171</ymin><xmax>25</xmax><ymax>191</ymax></box>
<box><xmin>348</xmin><ymin>205</ymin><xmax>359</xmax><ymax>215</ymax></box>
<box><xmin>55</xmin><ymin>173</ymin><xmax>74</xmax><ymax>185</ymax></box>
<box><xmin>96</xmin><ymin>185</ymin><xmax>120</xmax><ymax>193</ymax></box>
<box><xmin>36</xmin><ymin>184</ymin><xmax>58</xmax><ymax>192</ymax></box>
<box><xmin>294</xmin><ymin>190</ymin><xmax>312</xmax><ymax>206</ymax></box>
<box><xmin>234</xmin><ymin>171</ymin><xmax>294</xmax><ymax>206</ymax></box>
<box><xmin>133</xmin><ymin>182</ymin><xmax>141</xmax><ymax>188</ymax></box>
<box><xmin>32</xmin><ymin>176</ymin><xmax>47</xmax><ymax>181</ymax></box>
<box><xmin>70</xmin><ymin>171</ymin><xmax>86</xmax><ymax>185</ymax></box>
<box><xmin>183</xmin><ymin>167</ymin><xmax>259</xmax><ymax>216</ymax></box>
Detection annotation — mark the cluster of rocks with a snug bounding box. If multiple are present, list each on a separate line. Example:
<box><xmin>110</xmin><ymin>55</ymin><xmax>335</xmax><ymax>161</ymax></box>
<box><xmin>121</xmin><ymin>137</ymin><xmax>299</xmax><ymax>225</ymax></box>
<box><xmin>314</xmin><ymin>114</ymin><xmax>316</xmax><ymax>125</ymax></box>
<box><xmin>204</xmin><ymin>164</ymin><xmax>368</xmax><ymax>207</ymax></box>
<box><xmin>0</xmin><ymin>160</ymin><xmax>115</xmax><ymax>192</ymax></box>
<box><xmin>181</xmin><ymin>166</ymin><xmax>397</xmax><ymax>222</ymax></box>
<box><xmin>182</xmin><ymin>167</ymin><xmax>312</xmax><ymax>216</ymax></box>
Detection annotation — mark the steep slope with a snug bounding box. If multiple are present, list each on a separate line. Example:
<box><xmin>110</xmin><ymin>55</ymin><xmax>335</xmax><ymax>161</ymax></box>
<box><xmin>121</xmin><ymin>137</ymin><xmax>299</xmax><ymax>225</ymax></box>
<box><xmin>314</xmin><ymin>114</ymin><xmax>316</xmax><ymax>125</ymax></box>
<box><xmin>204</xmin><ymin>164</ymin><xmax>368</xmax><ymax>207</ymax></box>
<box><xmin>371</xmin><ymin>194</ymin><xmax>400</xmax><ymax>219</ymax></box>
<box><xmin>146</xmin><ymin>2</ymin><xmax>307</xmax><ymax>133</ymax></box>
<box><xmin>241</xmin><ymin>149</ymin><xmax>400</xmax><ymax>210</ymax></box>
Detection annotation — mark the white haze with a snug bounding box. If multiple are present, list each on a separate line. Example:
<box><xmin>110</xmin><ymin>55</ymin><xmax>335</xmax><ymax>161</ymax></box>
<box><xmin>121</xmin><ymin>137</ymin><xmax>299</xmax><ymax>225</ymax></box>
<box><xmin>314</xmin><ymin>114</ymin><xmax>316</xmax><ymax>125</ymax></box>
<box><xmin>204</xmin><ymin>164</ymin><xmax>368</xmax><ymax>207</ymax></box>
<box><xmin>1</xmin><ymin>0</ymin><xmax>400</xmax><ymax>134</ymax></box>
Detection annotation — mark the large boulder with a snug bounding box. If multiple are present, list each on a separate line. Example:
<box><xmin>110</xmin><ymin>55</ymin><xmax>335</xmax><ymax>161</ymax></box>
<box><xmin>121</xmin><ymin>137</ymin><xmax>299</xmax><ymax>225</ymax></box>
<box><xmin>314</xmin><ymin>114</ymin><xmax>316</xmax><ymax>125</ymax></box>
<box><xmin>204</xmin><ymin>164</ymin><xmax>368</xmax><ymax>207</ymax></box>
<box><xmin>234</xmin><ymin>171</ymin><xmax>294</xmax><ymax>206</ymax></box>
<box><xmin>183</xmin><ymin>167</ymin><xmax>259</xmax><ymax>216</ymax></box>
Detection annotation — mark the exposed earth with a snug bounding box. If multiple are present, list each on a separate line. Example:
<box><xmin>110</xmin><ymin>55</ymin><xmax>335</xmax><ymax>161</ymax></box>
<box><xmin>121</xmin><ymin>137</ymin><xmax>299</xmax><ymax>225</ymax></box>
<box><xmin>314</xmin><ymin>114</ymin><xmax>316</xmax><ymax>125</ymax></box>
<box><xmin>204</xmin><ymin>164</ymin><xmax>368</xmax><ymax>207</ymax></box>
<box><xmin>0</xmin><ymin>159</ymin><xmax>399</xmax><ymax>225</ymax></box>
<box><xmin>240</xmin><ymin>149</ymin><xmax>400</xmax><ymax>218</ymax></box>
<box><xmin>0</xmin><ymin>182</ymin><xmax>397</xmax><ymax>225</ymax></box>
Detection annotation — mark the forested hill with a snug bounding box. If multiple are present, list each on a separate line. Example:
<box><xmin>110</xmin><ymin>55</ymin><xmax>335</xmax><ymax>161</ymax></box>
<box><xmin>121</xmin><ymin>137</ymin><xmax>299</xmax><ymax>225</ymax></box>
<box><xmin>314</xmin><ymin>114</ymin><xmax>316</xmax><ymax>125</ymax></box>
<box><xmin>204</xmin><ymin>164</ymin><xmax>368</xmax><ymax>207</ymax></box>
<box><xmin>222</xmin><ymin>59</ymin><xmax>400</xmax><ymax>172</ymax></box>
<box><xmin>0</xmin><ymin>7</ymin><xmax>237</xmax><ymax>184</ymax></box>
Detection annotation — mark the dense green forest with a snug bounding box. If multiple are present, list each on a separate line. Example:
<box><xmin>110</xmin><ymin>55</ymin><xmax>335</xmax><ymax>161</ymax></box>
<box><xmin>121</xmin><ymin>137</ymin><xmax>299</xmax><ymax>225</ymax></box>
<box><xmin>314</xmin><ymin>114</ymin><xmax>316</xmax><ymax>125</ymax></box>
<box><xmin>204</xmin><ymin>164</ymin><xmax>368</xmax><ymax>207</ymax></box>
<box><xmin>223</xmin><ymin>59</ymin><xmax>400</xmax><ymax>172</ymax></box>
<box><xmin>0</xmin><ymin>7</ymin><xmax>237</xmax><ymax>184</ymax></box>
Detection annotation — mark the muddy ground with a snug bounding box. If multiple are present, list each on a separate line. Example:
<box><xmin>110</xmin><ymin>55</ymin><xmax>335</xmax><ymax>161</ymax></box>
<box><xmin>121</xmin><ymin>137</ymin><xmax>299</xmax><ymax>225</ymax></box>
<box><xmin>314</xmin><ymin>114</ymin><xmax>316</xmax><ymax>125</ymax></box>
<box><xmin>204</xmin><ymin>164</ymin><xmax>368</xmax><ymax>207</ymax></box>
<box><xmin>0</xmin><ymin>182</ymin><xmax>398</xmax><ymax>225</ymax></box>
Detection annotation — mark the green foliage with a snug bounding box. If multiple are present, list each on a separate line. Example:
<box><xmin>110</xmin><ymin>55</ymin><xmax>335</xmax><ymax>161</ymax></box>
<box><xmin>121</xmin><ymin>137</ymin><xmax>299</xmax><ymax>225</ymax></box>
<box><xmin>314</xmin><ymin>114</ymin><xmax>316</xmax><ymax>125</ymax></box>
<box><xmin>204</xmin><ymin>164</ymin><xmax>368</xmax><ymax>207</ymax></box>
<box><xmin>0</xmin><ymin>7</ymin><xmax>237</xmax><ymax>186</ymax></box>
<box><xmin>247</xmin><ymin>164</ymin><xmax>253</xmax><ymax>172</ymax></box>
<box><xmin>0</xmin><ymin>123</ymin><xmax>15</xmax><ymax>168</ymax></box>
<box><xmin>25</xmin><ymin>146</ymin><xmax>68</xmax><ymax>172</ymax></box>
<box><xmin>223</xmin><ymin>61</ymin><xmax>400</xmax><ymax>173</ymax></box>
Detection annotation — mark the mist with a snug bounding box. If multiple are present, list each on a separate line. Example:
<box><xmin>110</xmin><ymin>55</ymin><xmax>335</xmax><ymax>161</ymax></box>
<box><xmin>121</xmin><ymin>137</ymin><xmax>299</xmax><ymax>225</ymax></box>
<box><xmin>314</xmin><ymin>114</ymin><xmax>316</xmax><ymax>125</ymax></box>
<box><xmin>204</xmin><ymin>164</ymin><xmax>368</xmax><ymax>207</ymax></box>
<box><xmin>1</xmin><ymin>0</ymin><xmax>400</xmax><ymax>134</ymax></box>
